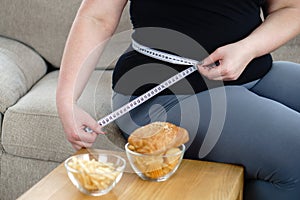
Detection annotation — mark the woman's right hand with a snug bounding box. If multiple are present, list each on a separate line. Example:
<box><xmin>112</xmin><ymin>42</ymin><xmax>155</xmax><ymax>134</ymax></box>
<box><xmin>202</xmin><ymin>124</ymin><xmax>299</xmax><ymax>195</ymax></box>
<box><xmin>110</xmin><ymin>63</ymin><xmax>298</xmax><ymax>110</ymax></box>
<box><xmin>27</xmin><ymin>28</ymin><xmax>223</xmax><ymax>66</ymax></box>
<box><xmin>56</xmin><ymin>0</ymin><xmax>128</xmax><ymax>150</ymax></box>
<box><xmin>58</xmin><ymin>103</ymin><xmax>104</xmax><ymax>150</ymax></box>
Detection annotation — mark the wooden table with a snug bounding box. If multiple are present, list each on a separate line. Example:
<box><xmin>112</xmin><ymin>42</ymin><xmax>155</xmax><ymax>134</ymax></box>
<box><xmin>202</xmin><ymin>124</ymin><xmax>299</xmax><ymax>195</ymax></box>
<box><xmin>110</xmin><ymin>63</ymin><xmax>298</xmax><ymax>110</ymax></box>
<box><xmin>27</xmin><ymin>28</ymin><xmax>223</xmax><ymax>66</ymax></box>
<box><xmin>18</xmin><ymin>149</ymin><xmax>244</xmax><ymax>200</ymax></box>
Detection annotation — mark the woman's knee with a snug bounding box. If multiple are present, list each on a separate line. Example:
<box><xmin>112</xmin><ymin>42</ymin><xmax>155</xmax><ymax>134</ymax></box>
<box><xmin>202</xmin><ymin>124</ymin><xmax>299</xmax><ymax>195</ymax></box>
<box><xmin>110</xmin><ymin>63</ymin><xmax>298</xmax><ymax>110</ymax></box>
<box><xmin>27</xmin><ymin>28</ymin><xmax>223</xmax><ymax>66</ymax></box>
<box><xmin>250</xmin><ymin>61</ymin><xmax>300</xmax><ymax>112</ymax></box>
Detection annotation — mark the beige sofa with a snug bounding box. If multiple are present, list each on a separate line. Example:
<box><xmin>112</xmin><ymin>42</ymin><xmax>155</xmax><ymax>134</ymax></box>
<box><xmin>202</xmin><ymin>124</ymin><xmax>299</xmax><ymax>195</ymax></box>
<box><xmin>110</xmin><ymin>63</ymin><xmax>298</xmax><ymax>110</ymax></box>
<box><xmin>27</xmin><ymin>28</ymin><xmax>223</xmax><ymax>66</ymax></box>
<box><xmin>0</xmin><ymin>1</ymin><xmax>299</xmax><ymax>200</ymax></box>
<box><xmin>0</xmin><ymin>1</ymin><xmax>130</xmax><ymax>199</ymax></box>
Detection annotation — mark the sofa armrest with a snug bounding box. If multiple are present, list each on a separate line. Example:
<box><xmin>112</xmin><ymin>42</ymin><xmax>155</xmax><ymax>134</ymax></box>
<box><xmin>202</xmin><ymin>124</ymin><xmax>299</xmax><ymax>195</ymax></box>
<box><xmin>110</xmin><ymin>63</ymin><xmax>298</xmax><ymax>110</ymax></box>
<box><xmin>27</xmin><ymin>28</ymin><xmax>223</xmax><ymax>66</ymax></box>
<box><xmin>0</xmin><ymin>37</ymin><xmax>47</xmax><ymax>113</ymax></box>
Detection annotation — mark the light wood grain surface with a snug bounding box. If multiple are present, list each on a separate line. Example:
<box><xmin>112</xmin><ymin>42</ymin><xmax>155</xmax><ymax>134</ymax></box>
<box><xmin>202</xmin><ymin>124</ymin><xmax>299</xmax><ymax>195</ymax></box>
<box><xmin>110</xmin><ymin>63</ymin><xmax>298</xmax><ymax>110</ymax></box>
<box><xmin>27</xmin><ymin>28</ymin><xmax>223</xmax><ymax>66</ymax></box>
<box><xmin>18</xmin><ymin>149</ymin><xmax>244</xmax><ymax>200</ymax></box>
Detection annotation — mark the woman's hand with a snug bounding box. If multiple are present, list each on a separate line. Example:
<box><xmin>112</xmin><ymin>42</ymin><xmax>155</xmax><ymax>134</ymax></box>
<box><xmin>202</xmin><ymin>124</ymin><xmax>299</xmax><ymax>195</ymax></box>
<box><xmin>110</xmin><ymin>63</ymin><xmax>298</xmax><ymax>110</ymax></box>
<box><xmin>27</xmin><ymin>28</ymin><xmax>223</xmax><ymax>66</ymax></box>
<box><xmin>198</xmin><ymin>0</ymin><xmax>300</xmax><ymax>81</ymax></box>
<box><xmin>58</xmin><ymin>103</ymin><xmax>105</xmax><ymax>150</ymax></box>
<box><xmin>197</xmin><ymin>41</ymin><xmax>255</xmax><ymax>81</ymax></box>
<box><xmin>56</xmin><ymin>0</ymin><xmax>127</xmax><ymax>149</ymax></box>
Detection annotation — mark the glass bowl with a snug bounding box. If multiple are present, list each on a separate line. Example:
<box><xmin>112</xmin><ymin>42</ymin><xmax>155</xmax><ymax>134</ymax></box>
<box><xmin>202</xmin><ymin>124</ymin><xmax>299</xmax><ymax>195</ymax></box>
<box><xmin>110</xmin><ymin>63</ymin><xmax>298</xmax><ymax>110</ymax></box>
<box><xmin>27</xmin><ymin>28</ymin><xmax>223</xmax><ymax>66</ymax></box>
<box><xmin>64</xmin><ymin>153</ymin><xmax>126</xmax><ymax>196</ymax></box>
<box><xmin>125</xmin><ymin>143</ymin><xmax>185</xmax><ymax>182</ymax></box>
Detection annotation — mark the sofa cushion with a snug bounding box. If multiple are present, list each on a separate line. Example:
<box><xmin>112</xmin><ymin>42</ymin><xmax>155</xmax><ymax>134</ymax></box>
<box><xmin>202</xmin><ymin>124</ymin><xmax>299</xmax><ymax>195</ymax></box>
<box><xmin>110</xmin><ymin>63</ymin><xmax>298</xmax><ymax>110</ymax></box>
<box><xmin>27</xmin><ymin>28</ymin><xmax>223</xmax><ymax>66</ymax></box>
<box><xmin>2</xmin><ymin>70</ymin><xmax>126</xmax><ymax>163</ymax></box>
<box><xmin>0</xmin><ymin>152</ymin><xmax>59</xmax><ymax>200</ymax></box>
<box><xmin>0</xmin><ymin>37</ymin><xmax>47</xmax><ymax>113</ymax></box>
<box><xmin>0</xmin><ymin>114</ymin><xmax>2</xmax><ymax>148</ymax></box>
<box><xmin>0</xmin><ymin>0</ymin><xmax>132</xmax><ymax>68</ymax></box>
<box><xmin>271</xmin><ymin>35</ymin><xmax>300</xmax><ymax>63</ymax></box>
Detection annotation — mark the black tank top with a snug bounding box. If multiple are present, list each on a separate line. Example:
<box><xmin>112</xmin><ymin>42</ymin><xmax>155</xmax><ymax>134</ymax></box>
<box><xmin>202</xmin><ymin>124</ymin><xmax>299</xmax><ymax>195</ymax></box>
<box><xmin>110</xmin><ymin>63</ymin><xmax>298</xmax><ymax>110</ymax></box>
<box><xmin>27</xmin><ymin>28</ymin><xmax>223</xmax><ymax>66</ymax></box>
<box><xmin>112</xmin><ymin>0</ymin><xmax>272</xmax><ymax>95</ymax></box>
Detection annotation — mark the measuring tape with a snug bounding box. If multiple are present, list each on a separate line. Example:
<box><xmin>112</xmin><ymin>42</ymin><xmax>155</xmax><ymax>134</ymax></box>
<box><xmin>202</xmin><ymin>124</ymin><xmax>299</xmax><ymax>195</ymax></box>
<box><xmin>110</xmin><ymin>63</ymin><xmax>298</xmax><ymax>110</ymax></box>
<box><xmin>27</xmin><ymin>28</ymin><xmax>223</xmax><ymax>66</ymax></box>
<box><xmin>84</xmin><ymin>39</ymin><xmax>203</xmax><ymax>132</ymax></box>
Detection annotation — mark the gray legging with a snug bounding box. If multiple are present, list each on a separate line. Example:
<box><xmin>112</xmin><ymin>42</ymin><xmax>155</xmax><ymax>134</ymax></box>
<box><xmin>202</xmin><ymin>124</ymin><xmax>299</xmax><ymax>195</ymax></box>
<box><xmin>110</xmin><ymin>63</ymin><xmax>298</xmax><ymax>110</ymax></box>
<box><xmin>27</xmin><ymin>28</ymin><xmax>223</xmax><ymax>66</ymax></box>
<box><xmin>112</xmin><ymin>61</ymin><xmax>300</xmax><ymax>200</ymax></box>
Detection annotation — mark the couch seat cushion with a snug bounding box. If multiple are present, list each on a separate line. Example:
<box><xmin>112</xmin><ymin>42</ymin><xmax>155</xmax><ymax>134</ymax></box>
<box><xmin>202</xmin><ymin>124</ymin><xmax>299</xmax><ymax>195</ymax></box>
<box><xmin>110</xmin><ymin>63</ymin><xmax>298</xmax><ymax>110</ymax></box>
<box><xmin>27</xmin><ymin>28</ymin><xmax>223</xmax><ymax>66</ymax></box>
<box><xmin>1</xmin><ymin>70</ymin><xmax>126</xmax><ymax>162</ymax></box>
<box><xmin>0</xmin><ymin>37</ymin><xmax>47</xmax><ymax>113</ymax></box>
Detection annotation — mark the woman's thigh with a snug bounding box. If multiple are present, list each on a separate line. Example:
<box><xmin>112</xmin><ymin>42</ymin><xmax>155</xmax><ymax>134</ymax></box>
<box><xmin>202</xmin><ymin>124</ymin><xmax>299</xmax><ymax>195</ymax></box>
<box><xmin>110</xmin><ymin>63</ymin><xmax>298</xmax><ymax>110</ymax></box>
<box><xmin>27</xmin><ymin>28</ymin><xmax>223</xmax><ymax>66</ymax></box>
<box><xmin>113</xmin><ymin>86</ymin><xmax>300</xmax><ymax>189</ymax></box>
<box><xmin>194</xmin><ymin>87</ymin><xmax>300</xmax><ymax>181</ymax></box>
<box><xmin>198</xmin><ymin>86</ymin><xmax>300</xmax><ymax>199</ymax></box>
<box><xmin>251</xmin><ymin>61</ymin><xmax>300</xmax><ymax>112</ymax></box>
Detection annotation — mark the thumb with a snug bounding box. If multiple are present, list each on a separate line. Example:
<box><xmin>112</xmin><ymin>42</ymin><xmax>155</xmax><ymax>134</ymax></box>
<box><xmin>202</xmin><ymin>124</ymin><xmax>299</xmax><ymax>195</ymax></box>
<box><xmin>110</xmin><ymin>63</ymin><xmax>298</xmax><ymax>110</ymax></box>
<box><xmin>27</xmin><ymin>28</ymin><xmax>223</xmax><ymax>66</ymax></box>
<box><xmin>201</xmin><ymin>49</ymin><xmax>221</xmax><ymax>68</ymax></box>
<box><xmin>84</xmin><ymin>116</ymin><xmax>105</xmax><ymax>135</ymax></box>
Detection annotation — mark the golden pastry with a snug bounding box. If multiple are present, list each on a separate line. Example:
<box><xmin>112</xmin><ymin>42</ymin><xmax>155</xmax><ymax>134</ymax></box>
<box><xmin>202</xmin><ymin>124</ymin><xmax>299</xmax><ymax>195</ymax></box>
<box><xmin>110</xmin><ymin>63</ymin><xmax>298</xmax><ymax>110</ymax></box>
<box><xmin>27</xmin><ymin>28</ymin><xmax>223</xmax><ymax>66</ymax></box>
<box><xmin>128</xmin><ymin>122</ymin><xmax>189</xmax><ymax>155</ymax></box>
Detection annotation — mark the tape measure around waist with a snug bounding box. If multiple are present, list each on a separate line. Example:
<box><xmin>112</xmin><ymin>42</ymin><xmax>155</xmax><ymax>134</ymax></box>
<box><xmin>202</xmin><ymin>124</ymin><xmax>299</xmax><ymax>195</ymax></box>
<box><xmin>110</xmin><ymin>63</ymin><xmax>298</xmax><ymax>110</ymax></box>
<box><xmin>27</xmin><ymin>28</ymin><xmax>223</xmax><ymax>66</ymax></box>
<box><xmin>84</xmin><ymin>39</ymin><xmax>202</xmax><ymax>132</ymax></box>
<box><xmin>131</xmin><ymin>39</ymin><xmax>201</xmax><ymax>66</ymax></box>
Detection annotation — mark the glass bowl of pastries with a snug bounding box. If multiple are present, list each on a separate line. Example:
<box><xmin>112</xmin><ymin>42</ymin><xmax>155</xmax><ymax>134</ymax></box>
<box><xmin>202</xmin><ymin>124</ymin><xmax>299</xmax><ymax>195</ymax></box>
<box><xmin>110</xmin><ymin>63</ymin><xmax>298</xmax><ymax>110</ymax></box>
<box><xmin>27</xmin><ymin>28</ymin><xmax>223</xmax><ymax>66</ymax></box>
<box><xmin>125</xmin><ymin>121</ymin><xmax>189</xmax><ymax>182</ymax></box>
<box><xmin>64</xmin><ymin>153</ymin><xmax>126</xmax><ymax>196</ymax></box>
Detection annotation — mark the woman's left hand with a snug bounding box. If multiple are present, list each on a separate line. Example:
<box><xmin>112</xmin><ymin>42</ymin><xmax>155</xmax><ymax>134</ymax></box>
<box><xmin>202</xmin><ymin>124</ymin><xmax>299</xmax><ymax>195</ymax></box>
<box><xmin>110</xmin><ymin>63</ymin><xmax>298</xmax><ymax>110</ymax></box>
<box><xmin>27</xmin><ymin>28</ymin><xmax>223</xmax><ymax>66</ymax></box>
<box><xmin>197</xmin><ymin>42</ymin><xmax>255</xmax><ymax>81</ymax></box>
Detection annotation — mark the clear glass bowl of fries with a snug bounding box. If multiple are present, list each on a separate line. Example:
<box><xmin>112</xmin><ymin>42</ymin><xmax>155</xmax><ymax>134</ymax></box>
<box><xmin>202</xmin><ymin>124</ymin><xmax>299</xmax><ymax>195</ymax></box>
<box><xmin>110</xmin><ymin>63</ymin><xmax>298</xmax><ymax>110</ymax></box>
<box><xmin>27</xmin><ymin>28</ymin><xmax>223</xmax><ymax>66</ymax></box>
<box><xmin>64</xmin><ymin>153</ymin><xmax>126</xmax><ymax>196</ymax></box>
<box><xmin>125</xmin><ymin>143</ymin><xmax>185</xmax><ymax>182</ymax></box>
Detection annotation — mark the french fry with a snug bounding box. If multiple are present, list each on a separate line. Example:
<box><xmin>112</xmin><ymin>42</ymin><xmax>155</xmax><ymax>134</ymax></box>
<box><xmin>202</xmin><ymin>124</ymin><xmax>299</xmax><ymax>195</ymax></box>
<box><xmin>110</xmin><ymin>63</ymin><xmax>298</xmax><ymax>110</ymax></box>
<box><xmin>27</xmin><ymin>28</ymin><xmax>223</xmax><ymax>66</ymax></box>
<box><xmin>67</xmin><ymin>157</ymin><xmax>119</xmax><ymax>191</ymax></box>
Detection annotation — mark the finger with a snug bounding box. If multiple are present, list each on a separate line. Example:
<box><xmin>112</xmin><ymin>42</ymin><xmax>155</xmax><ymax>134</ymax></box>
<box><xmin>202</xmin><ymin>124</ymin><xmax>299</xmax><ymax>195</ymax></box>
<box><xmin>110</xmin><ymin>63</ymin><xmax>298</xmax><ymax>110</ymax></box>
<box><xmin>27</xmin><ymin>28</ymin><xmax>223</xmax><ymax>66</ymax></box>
<box><xmin>198</xmin><ymin>65</ymin><xmax>224</xmax><ymax>80</ymax></box>
<box><xmin>209</xmin><ymin>67</ymin><xmax>240</xmax><ymax>81</ymax></box>
<box><xmin>72</xmin><ymin>143</ymin><xmax>82</xmax><ymax>150</ymax></box>
<box><xmin>76</xmin><ymin>130</ymin><xmax>98</xmax><ymax>143</ymax></box>
<box><xmin>67</xmin><ymin>129</ymin><xmax>97</xmax><ymax>144</ymax></box>
<box><xmin>210</xmin><ymin>76</ymin><xmax>225</xmax><ymax>81</ymax></box>
<box><xmin>91</xmin><ymin>122</ymin><xmax>105</xmax><ymax>134</ymax></box>
<box><xmin>197</xmin><ymin>64</ymin><xmax>210</xmax><ymax>77</ymax></box>
<box><xmin>83</xmin><ymin>116</ymin><xmax>105</xmax><ymax>135</ymax></box>
<box><xmin>198</xmin><ymin>57</ymin><xmax>221</xmax><ymax>79</ymax></box>
<box><xmin>201</xmin><ymin>49</ymin><xmax>222</xmax><ymax>67</ymax></box>
<box><xmin>73</xmin><ymin>140</ymin><xmax>94</xmax><ymax>149</ymax></box>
